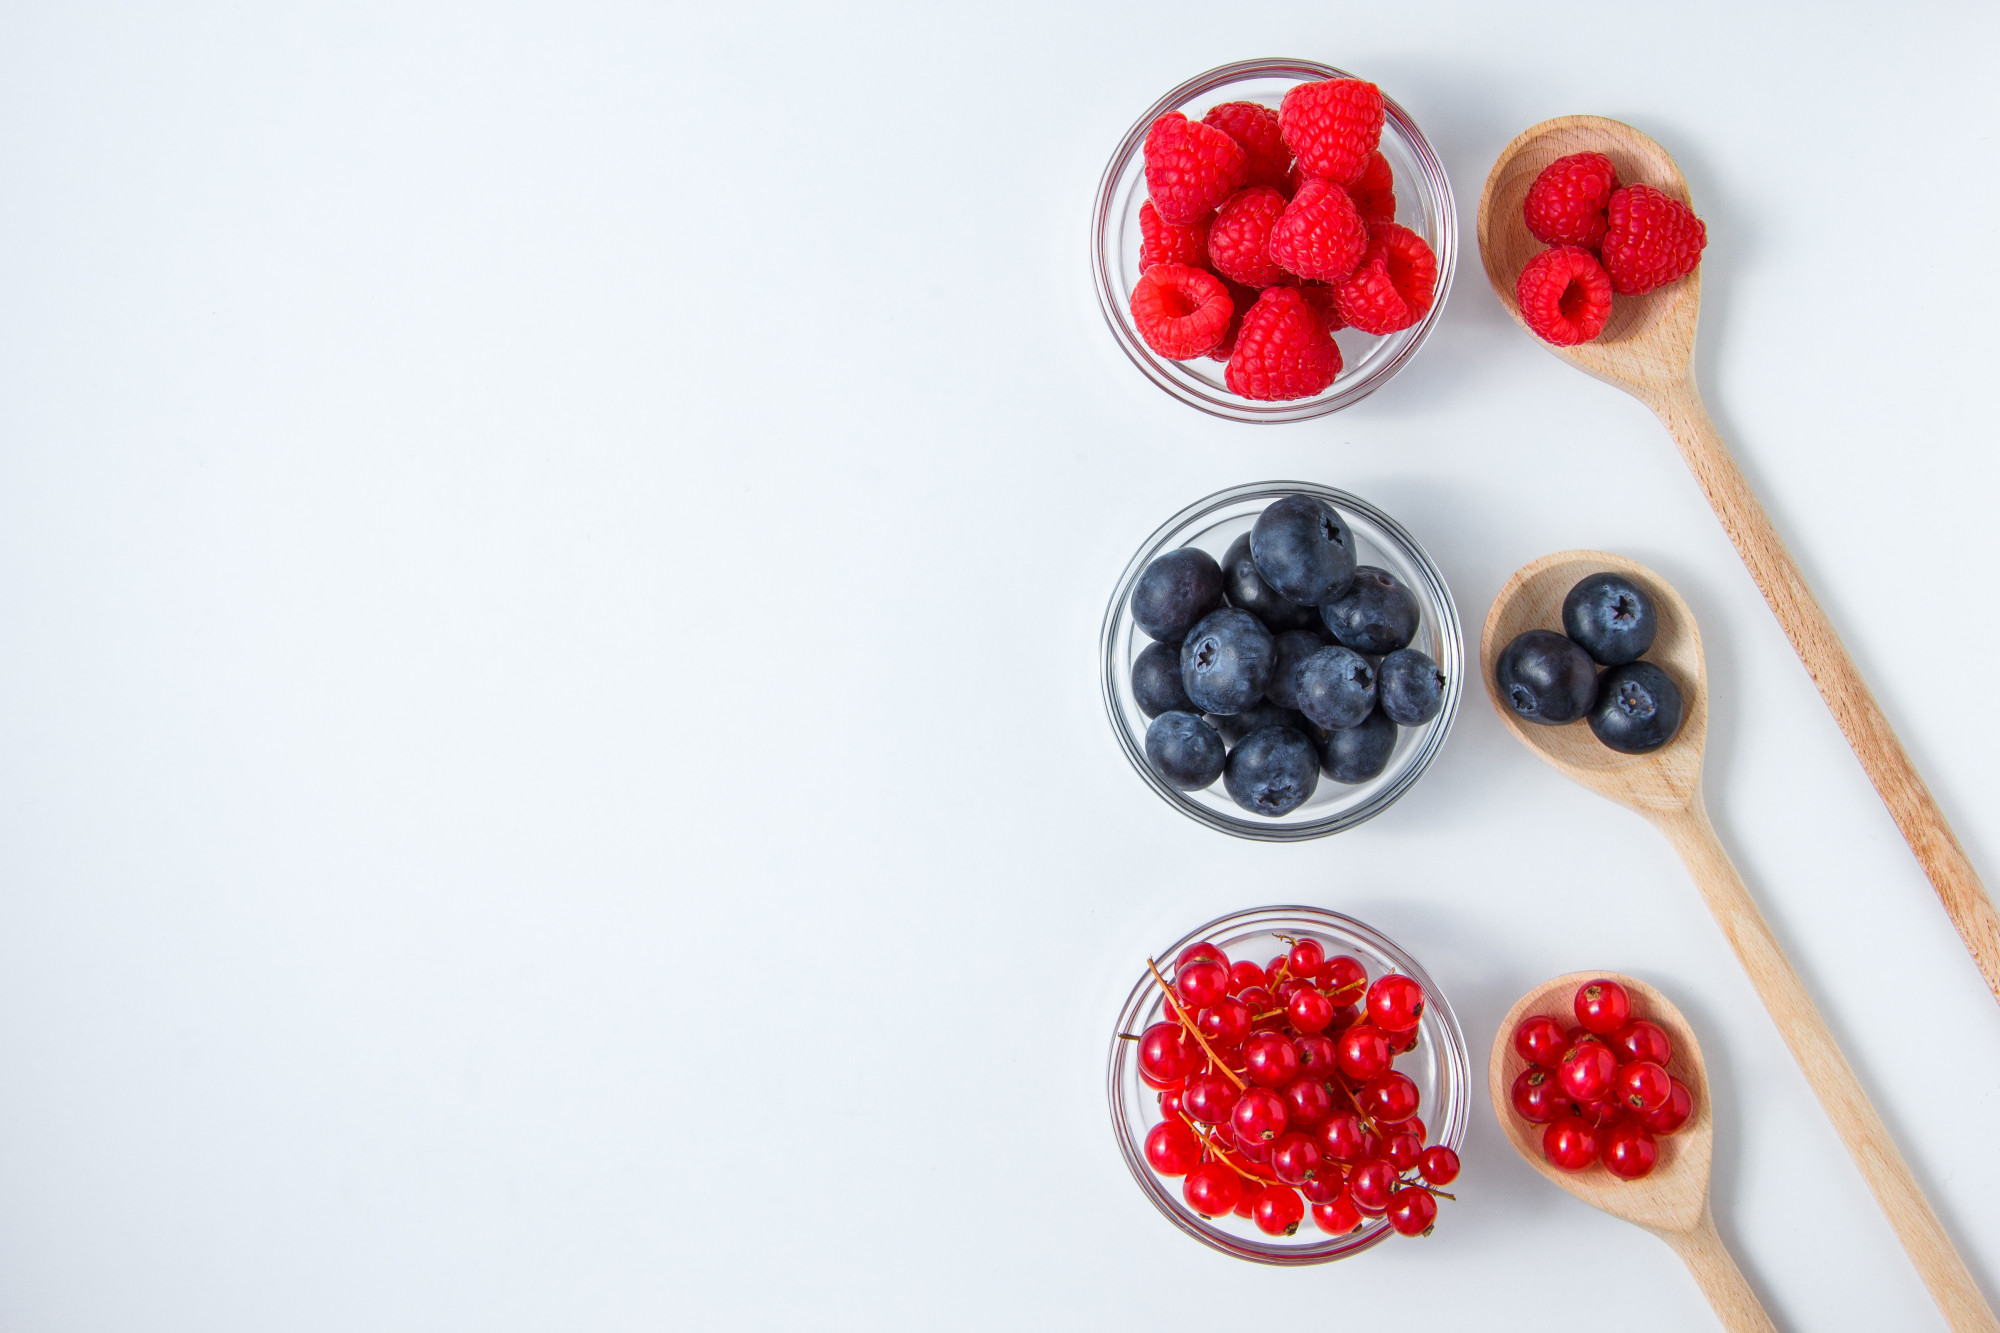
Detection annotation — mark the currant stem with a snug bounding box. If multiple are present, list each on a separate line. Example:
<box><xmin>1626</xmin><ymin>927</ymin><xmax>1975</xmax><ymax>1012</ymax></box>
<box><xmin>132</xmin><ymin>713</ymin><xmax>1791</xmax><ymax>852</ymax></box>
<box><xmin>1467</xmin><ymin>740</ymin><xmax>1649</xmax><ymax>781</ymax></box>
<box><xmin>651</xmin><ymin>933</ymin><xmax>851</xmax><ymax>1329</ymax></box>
<box><xmin>1183</xmin><ymin>1114</ymin><xmax>1268</xmax><ymax>1187</ymax></box>
<box><xmin>1146</xmin><ymin>957</ymin><xmax>1247</xmax><ymax>1091</ymax></box>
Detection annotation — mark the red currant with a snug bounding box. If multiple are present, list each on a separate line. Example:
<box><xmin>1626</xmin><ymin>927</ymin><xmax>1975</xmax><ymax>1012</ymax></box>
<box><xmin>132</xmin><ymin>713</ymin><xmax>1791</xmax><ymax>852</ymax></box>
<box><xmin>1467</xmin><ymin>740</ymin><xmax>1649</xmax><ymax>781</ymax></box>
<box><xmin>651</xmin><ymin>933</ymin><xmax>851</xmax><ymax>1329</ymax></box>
<box><xmin>1616</xmin><ymin>1060</ymin><xmax>1673</xmax><ymax>1113</ymax></box>
<box><xmin>1237</xmin><ymin>985</ymin><xmax>1280</xmax><ymax>1026</ymax></box>
<box><xmin>1176</xmin><ymin>957</ymin><xmax>1231</xmax><ymax>1009</ymax></box>
<box><xmin>1287</xmin><ymin>987</ymin><xmax>1336</xmax><ymax>1034</ymax></box>
<box><xmin>1264</xmin><ymin>954</ymin><xmax>1289</xmax><ymax>981</ymax></box>
<box><xmin>1227</xmin><ymin>959</ymin><xmax>1268</xmax><ymax>994</ymax></box>
<box><xmin>1335</xmin><ymin>1023</ymin><xmax>1393</xmax><ymax>1080</ymax></box>
<box><xmin>1183</xmin><ymin>1072</ymin><xmax>1241</xmax><ymax>1125</ymax></box>
<box><xmin>1232</xmin><ymin>1086</ymin><xmax>1289</xmax><ymax>1144</ymax></box>
<box><xmin>1183</xmin><ymin>1162</ymin><xmax>1242</xmax><ymax>1218</ymax></box>
<box><xmin>1242</xmin><ymin>1030</ymin><xmax>1301</xmax><ymax>1088</ymax></box>
<box><xmin>1145</xmin><ymin>1119</ymin><xmax>1203</xmax><ymax>1175</ymax></box>
<box><xmin>1557</xmin><ymin>1039</ymin><xmax>1617</xmax><ymax>1102</ymax></box>
<box><xmin>1542</xmin><ymin>1116</ymin><xmax>1599</xmax><ymax>1172</ymax></box>
<box><xmin>1293</xmin><ymin>1032</ymin><xmax>1339</xmax><ymax>1080</ymax></box>
<box><xmin>1300</xmin><ymin>1167</ymin><xmax>1347</xmax><ymax>1204</ymax></box>
<box><xmin>1406</xmin><ymin>1116</ymin><xmax>1426</xmax><ymax>1143</ymax></box>
<box><xmin>1231</xmin><ymin>1127</ymin><xmax>1272</xmax><ymax>1163</ymax></box>
<box><xmin>1383</xmin><ymin>1130</ymin><xmax>1423</xmax><ymax>1172</ymax></box>
<box><xmin>1348</xmin><ymin>1158</ymin><xmax>1397</xmax><ymax>1213</ymax></box>
<box><xmin>1232</xmin><ymin>1184</ymin><xmax>1258</xmax><ymax>1220</ymax></box>
<box><xmin>1513</xmin><ymin>1014</ymin><xmax>1568</xmax><ymax>1070</ymax></box>
<box><xmin>1573</xmin><ymin>1096</ymin><xmax>1626</xmax><ymax>1131</ymax></box>
<box><xmin>1318</xmin><ymin>954</ymin><xmax>1368</xmax><ymax>1006</ymax></box>
<box><xmin>1316</xmin><ymin>1112</ymin><xmax>1378</xmax><ymax>1164</ymax></box>
<box><xmin>1196</xmin><ymin>996</ymin><xmax>1252</xmax><ymax>1049</ymax></box>
<box><xmin>1639</xmin><ymin>1077</ymin><xmax>1694</xmax><ymax>1135</ymax></box>
<box><xmin>1312</xmin><ymin>1193</ymin><xmax>1363</xmax><ymax>1236</ymax></box>
<box><xmin>1176</xmin><ymin>941</ymin><xmax>1229</xmax><ymax>971</ymax></box>
<box><xmin>1419</xmin><ymin>1145</ymin><xmax>1460</xmax><ymax>1186</ymax></box>
<box><xmin>1281</xmin><ymin>1074</ymin><xmax>1334</xmax><ymax>1128</ymax></box>
<box><xmin>1366</xmin><ymin>973</ymin><xmax>1425</xmax><ymax>1033</ymax></box>
<box><xmin>1573</xmin><ymin>978</ymin><xmax>1631</xmax><ymax>1036</ymax></box>
<box><xmin>1271</xmin><ymin>1131</ymin><xmax>1326</xmax><ymax>1186</ymax></box>
<box><xmin>1273</xmin><ymin>976</ymin><xmax>1315</xmax><ymax>1006</ymax></box>
<box><xmin>1251</xmin><ymin>1182</ymin><xmax>1305</xmax><ymax>1236</ymax></box>
<box><xmin>1510</xmin><ymin>1067</ymin><xmax>1566</xmax><ymax>1123</ymax></box>
<box><xmin>1287</xmin><ymin>938</ymin><xmax>1326</xmax><ymax>975</ymax></box>
<box><xmin>1157</xmin><ymin>1085</ymin><xmax>1185</xmax><ymax>1120</ymax></box>
<box><xmin>1138</xmin><ymin>1021</ymin><xmax>1197</xmax><ymax>1086</ymax></box>
<box><xmin>1387</xmin><ymin>1025</ymin><xmax>1420</xmax><ymax>1055</ymax></box>
<box><xmin>1358</xmin><ymin>1070</ymin><xmax>1421</xmax><ymax>1123</ymax></box>
<box><xmin>1603</xmin><ymin>1122</ymin><xmax>1659</xmax><ymax>1179</ymax></box>
<box><xmin>1613</xmin><ymin>1018</ymin><xmax>1672</xmax><ymax>1067</ymax></box>
<box><xmin>1387</xmin><ymin>1185</ymin><xmax>1438</xmax><ymax>1237</ymax></box>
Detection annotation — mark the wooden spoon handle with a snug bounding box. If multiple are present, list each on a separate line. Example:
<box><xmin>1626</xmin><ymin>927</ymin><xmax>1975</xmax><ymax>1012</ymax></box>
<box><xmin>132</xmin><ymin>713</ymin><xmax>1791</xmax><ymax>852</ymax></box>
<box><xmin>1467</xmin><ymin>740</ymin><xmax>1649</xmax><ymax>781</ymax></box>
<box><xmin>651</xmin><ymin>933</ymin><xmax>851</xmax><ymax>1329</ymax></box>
<box><xmin>1658</xmin><ymin>1206</ymin><xmax>1778</xmax><ymax>1333</ymax></box>
<box><xmin>1649</xmin><ymin>379</ymin><xmax>2000</xmax><ymax>1006</ymax></box>
<box><xmin>1659</xmin><ymin>800</ymin><xmax>2000</xmax><ymax>1333</ymax></box>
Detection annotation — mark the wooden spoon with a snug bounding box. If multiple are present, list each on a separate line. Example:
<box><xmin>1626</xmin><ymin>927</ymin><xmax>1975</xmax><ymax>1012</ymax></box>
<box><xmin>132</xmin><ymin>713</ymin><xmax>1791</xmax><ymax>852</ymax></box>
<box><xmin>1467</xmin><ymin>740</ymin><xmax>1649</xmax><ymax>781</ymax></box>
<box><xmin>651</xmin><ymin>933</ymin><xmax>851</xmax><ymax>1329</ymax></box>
<box><xmin>1483</xmin><ymin>550</ymin><xmax>1997</xmax><ymax>1333</ymax></box>
<box><xmin>1477</xmin><ymin>116</ymin><xmax>2000</xmax><ymax>1010</ymax></box>
<box><xmin>1491</xmin><ymin>972</ymin><xmax>1771</xmax><ymax>1332</ymax></box>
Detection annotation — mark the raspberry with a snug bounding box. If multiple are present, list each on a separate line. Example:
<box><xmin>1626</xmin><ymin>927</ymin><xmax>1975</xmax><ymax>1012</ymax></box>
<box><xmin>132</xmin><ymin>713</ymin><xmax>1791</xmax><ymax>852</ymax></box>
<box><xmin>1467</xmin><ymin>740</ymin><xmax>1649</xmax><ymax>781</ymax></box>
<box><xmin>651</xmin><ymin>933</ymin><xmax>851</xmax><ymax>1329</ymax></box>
<box><xmin>1143</xmin><ymin>112</ymin><xmax>1249</xmax><ymax>225</ymax></box>
<box><xmin>1207</xmin><ymin>187</ymin><xmax>1291</xmax><ymax>288</ymax></box>
<box><xmin>1139</xmin><ymin>200</ymin><xmax>1211</xmax><ymax>271</ymax></box>
<box><xmin>1278</xmin><ymin>78</ymin><xmax>1384</xmax><ymax>185</ymax></box>
<box><xmin>1225</xmin><ymin>286</ymin><xmax>1342</xmax><ymax>401</ymax></box>
<box><xmin>1346</xmin><ymin>151</ymin><xmax>1396</xmax><ymax>224</ymax></box>
<box><xmin>1600</xmin><ymin>184</ymin><xmax>1707</xmax><ymax>295</ymax></box>
<box><xmin>1332</xmin><ymin>223</ymin><xmax>1438</xmax><ymax>335</ymax></box>
<box><xmin>1516</xmin><ymin>245</ymin><xmax>1613</xmax><ymax>346</ymax></box>
<box><xmin>1131</xmin><ymin>262</ymin><xmax>1234</xmax><ymax>360</ymax></box>
<box><xmin>1204</xmin><ymin>280</ymin><xmax>1259</xmax><ymax>362</ymax></box>
<box><xmin>1267</xmin><ymin>178</ymin><xmax>1368</xmax><ymax>282</ymax></box>
<box><xmin>1202</xmin><ymin>101</ymin><xmax>1294</xmax><ymax>192</ymax></box>
<box><xmin>1296</xmin><ymin>281</ymin><xmax>1346</xmax><ymax>333</ymax></box>
<box><xmin>1523</xmin><ymin>152</ymin><xmax>1617</xmax><ymax>248</ymax></box>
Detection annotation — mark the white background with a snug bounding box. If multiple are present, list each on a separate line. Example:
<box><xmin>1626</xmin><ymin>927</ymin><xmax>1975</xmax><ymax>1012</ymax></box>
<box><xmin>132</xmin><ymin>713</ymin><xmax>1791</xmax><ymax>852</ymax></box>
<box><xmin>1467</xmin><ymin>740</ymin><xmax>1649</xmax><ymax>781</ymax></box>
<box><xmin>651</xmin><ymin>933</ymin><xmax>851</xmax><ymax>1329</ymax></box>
<box><xmin>2</xmin><ymin>2</ymin><xmax>1997</xmax><ymax>1329</ymax></box>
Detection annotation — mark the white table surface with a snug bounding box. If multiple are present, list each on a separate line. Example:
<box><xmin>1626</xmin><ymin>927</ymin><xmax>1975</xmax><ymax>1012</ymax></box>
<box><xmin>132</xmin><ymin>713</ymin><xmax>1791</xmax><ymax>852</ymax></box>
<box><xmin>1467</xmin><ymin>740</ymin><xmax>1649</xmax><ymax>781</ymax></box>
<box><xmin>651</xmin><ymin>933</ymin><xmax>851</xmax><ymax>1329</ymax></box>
<box><xmin>3</xmin><ymin>2</ymin><xmax>1997</xmax><ymax>1329</ymax></box>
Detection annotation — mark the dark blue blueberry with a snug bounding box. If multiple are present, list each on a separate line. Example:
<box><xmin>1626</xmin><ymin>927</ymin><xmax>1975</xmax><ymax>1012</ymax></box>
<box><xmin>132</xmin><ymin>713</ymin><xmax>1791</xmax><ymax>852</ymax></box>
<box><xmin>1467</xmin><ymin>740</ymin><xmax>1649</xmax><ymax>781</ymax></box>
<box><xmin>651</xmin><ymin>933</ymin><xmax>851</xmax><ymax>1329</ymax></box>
<box><xmin>1294</xmin><ymin>644</ymin><xmax>1377</xmax><ymax>731</ymax></box>
<box><xmin>1320</xmin><ymin>566</ymin><xmax>1420</xmax><ymax>655</ymax></box>
<box><xmin>1496</xmin><ymin>630</ymin><xmax>1598</xmax><ymax>726</ymax></box>
<box><xmin>1249</xmin><ymin>495</ymin><xmax>1357</xmax><ymax>607</ymax></box>
<box><xmin>1223</xmin><ymin>726</ymin><xmax>1320</xmax><ymax>816</ymax></box>
<box><xmin>1318</xmin><ymin>707</ymin><xmax>1398</xmax><ymax>784</ymax></box>
<box><xmin>1562</xmin><ymin>573</ymin><xmax>1657</xmax><ymax>666</ymax></box>
<box><xmin>1179</xmin><ymin>608</ymin><xmax>1275</xmax><ymax>715</ymax></box>
<box><xmin>1377</xmin><ymin>648</ymin><xmax>1446</xmax><ymax>727</ymax></box>
<box><xmin>1266</xmin><ymin>628</ymin><xmax>1329</xmax><ymax>710</ymax></box>
<box><xmin>1220</xmin><ymin>534</ymin><xmax>1318</xmax><ymax>632</ymax></box>
<box><xmin>1588</xmin><ymin>661</ymin><xmax>1685</xmax><ymax>754</ymax></box>
<box><xmin>1130</xmin><ymin>547</ymin><xmax>1225</xmax><ymax>643</ymax></box>
<box><xmin>1131</xmin><ymin>640</ymin><xmax>1196</xmax><ymax>718</ymax></box>
<box><xmin>1144</xmin><ymin>711</ymin><xmax>1227</xmax><ymax>790</ymax></box>
<box><xmin>1208</xmin><ymin>702</ymin><xmax>1308</xmax><ymax>745</ymax></box>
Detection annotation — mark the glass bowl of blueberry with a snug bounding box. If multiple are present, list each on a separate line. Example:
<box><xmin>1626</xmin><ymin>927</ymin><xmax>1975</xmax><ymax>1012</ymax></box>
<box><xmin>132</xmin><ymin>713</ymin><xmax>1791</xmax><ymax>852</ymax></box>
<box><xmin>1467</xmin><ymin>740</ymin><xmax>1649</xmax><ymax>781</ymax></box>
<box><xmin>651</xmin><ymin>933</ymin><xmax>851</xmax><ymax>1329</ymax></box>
<box><xmin>1091</xmin><ymin>57</ymin><xmax>1456</xmax><ymax>423</ymax></box>
<box><xmin>1102</xmin><ymin>481</ymin><xmax>1462</xmax><ymax>840</ymax></box>
<box><xmin>1108</xmin><ymin>906</ymin><xmax>1471</xmax><ymax>1263</ymax></box>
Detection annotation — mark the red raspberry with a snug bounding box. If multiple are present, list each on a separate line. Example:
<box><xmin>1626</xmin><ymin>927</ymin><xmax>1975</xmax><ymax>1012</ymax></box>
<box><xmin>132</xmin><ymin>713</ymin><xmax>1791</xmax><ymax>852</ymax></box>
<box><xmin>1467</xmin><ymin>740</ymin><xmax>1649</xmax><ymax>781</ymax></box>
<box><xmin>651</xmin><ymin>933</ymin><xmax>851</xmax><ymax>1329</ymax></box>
<box><xmin>1296</xmin><ymin>281</ymin><xmax>1346</xmax><ymax>333</ymax></box>
<box><xmin>1332</xmin><ymin>223</ymin><xmax>1438</xmax><ymax>335</ymax></box>
<box><xmin>1205</xmin><ymin>279</ymin><xmax>1261</xmax><ymax>361</ymax></box>
<box><xmin>1600</xmin><ymin>184</ymin><xmax>1707</xmax><ymax>295</ymax></box>
<box><xmin>1278</xmin><ymin>78</ymin><xmax>1384</xmax><ymax>185</ymax></box>
<box><xmin>1516</xmin><ymin>245</ymin><xmax>1613</xmax><ymax>346</ymax></box>
<box><xmin>1225</xmin><ymin>286</ymin><xmax>1342</xmax><ymax>401</ymax></box>
<box><xmin>1346</xmin><ymin>151</ymin><xmax>1396</xmax><ymax>224</ymax></box>
<box><xmin>1267</xmin><ymin>178</ymin><xmax>1368</xmax><ymax>282</ymax></box>
<box><xmin>1207</xmin><ymin>187</ymin><xmax>1292</xmax><ymax>288</ymax></box>
<box><xmin>1202</xmin><ymin>101</ymin><xmax>1294</xmax><ymax>192</ymax></box>
<box><xmin>1130</xmin><ymin>262</ymin><xmax>1233</xmax><ymax>360</ymax></box>
<box><xmin>1143</xmin><ymin>112</ymin><xmax>1249</xmax><ymax>225</ymax></box>
<box><xmin>1139</xmin><ymin>200</ymin><xmax>1211</xmax><ymax>271</ymax></box>
<box><xmin>1523</xmin><ymin>152</ymin><xmax>1617</xmax><ymax>248</ymax></box>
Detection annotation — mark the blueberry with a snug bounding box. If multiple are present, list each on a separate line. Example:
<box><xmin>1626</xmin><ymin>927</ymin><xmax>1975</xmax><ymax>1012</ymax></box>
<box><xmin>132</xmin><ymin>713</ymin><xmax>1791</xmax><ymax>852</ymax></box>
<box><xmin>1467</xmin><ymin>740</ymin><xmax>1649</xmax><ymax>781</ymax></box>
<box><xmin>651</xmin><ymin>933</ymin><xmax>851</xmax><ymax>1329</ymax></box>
<box><xmin>1130</xmin><ymin>547</ymin><xmax>1225</xmax><ymax>643</ymax></box>
<box><xmin>1219</xmin><ymin>534</ymin><xmax>1318</xmax><ymax>632</ymax></box>
<box><xmin>1131</xmin><ymin>640</ymin><xmax>1196</xmax><ymax>718</ymax></box>
<box><xmin>1318</xmin><ymin>707</ymin><xmax>1398</xmax><ymax>783</ymax></box>
<box><xmin>1266</xmin><ymin>628</ymin><xmax>1328</xmax><ymax>709</ymax></box>
<box><xmin>1180</xmin><ymin>608</ymin><xmax>1276</xmax><ymax>714</ymax></box>
<box><xmin>1378</xmin><ymin>647</ymin><xmax>1447</xmax><ymax>726</ymax></box>
<box><xmin>1562</xmin><ymin>573</ymin><xmax>1658</xmax><ymax>666</ymax></box>
<box><xmin>1320</xmin><ymin>566</ymin><xmax>1420</xmax><ymax>655</ymax></box>
<box><xmin>1588</xmin><ymin>661</ymin><xmax>1685</xmax><ymax>754</ymax></box>
<box><xmin>1145</xmin><ymin>711</ymin><xmax>1227</xmax><ymax>790</ymax></box>
<box><xmin>1294</xmin><ymin>644</ymin><xmax>1377</xmax><ymax>730</ymax></box>
<box><xmin>1223</xmin><ymin>726</ymin><xmax>1320</xmax><ymax>816</ymax></box>
<box><xmin>1208</xmin><ymin>702</ymin><xmax>1308</xmax><ymax>745</ymax></box>
<box><xmin>1250</xmin><ymin>495</ymin><xmax>1357</xmax><ymax>607</ymax></box>
<box><xmin>1495</xmin><ymin>630</ymin><xmax>1598</xmax><ymax>725</ymax></box>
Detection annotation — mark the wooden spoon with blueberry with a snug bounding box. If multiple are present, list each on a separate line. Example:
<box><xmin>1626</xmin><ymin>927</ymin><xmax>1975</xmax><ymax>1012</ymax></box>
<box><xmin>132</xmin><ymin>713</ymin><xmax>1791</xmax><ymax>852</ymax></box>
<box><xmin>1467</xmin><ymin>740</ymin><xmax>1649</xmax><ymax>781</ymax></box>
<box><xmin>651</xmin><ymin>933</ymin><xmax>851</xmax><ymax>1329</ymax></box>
<box><xmin>1478</xmin><ymin>116</ymin><xmax>2000</xmax><ymax>1017</ymax></box>
<box><xmin>1484</xmin><ymin>550</ymin><xmax>1998</xmax><ymax>1333</ymax></box>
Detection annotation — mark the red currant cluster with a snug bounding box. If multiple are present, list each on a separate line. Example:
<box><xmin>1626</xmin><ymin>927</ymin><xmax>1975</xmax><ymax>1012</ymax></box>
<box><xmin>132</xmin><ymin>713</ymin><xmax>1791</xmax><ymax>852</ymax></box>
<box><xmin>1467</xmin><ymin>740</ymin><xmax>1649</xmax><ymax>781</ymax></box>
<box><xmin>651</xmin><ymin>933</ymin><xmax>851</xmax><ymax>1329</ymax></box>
<box><xmin>1132</xmin><ymin>936</ymin><xmax>1458</xmax><ymax>1240</ymax></box>
<box><xmin>1507</xmin><ymin>978</ymin><xmax>1694</xmax><ymax>1179</ymax></box>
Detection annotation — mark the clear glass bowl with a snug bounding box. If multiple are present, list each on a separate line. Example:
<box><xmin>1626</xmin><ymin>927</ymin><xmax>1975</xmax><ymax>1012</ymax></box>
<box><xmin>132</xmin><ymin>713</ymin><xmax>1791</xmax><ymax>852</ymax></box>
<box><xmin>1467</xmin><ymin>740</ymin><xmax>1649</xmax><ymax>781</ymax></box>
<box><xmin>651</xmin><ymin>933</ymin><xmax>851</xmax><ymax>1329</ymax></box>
<box><xmin>1091</xmin><ymin>57</ymin><xmax>1457</xmax><ymax>423</ymax></box>
<box><xmin>1100</xmin><ymin>481</ymin><xmax>1462</xmax><ymax>841</ymax></box>
<box><xmin>1108</xmin><ymin>906</ymin><xmax>1471</xmax><ymax>1264</ymax></box>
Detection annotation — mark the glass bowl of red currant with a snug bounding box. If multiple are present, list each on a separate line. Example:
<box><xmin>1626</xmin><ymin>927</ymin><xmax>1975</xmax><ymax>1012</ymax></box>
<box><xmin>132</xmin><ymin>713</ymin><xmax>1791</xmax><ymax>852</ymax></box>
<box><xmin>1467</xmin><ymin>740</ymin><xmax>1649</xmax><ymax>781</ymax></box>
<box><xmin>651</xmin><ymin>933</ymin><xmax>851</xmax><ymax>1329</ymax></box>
<box><xmin>1109</xmin><ymin>906</ymin><xmax>1470</xmax><ymax>1263</ymax></box>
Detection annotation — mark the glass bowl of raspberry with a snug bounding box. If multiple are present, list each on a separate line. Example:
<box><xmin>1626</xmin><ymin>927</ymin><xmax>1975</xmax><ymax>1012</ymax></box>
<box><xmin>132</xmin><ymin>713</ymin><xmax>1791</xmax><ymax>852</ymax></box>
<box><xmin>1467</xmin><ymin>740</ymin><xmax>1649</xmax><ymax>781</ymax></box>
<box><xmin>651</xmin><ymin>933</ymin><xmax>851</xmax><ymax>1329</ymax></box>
<box><xmin>1091</xmin><ymin>57</ymin><xmax>1457</xmax><ymax>422</ymax></box>
<box><xmin>1108</xmin><ymin>906</ymin><xmax>1471</xmax><ymax>1263</ymax></box>
<box><xmin>1100</xmin><ymin>481</ymin><xmax>1463</xmax><ymax>841</ymax></box>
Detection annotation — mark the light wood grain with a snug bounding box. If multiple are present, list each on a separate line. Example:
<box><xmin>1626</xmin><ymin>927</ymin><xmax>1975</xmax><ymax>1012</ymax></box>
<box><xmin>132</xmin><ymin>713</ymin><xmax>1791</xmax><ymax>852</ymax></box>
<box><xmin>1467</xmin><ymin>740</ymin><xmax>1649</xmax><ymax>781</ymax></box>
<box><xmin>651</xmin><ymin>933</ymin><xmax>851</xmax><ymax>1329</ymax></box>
<box><xmin>1476</xmin><ymin>116</ymin><xmax>2000</xmax><ymax>1008</ymax></box>
<box><xmin>1483</xmin><ymin>551</ymin><xmax>2000</xmax><ymax>1333</ymax></box>
<box><xmin>1490</xmin><ymin>972</ymin><xmax>1773</xmax><ymax>1333</ymax></box>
